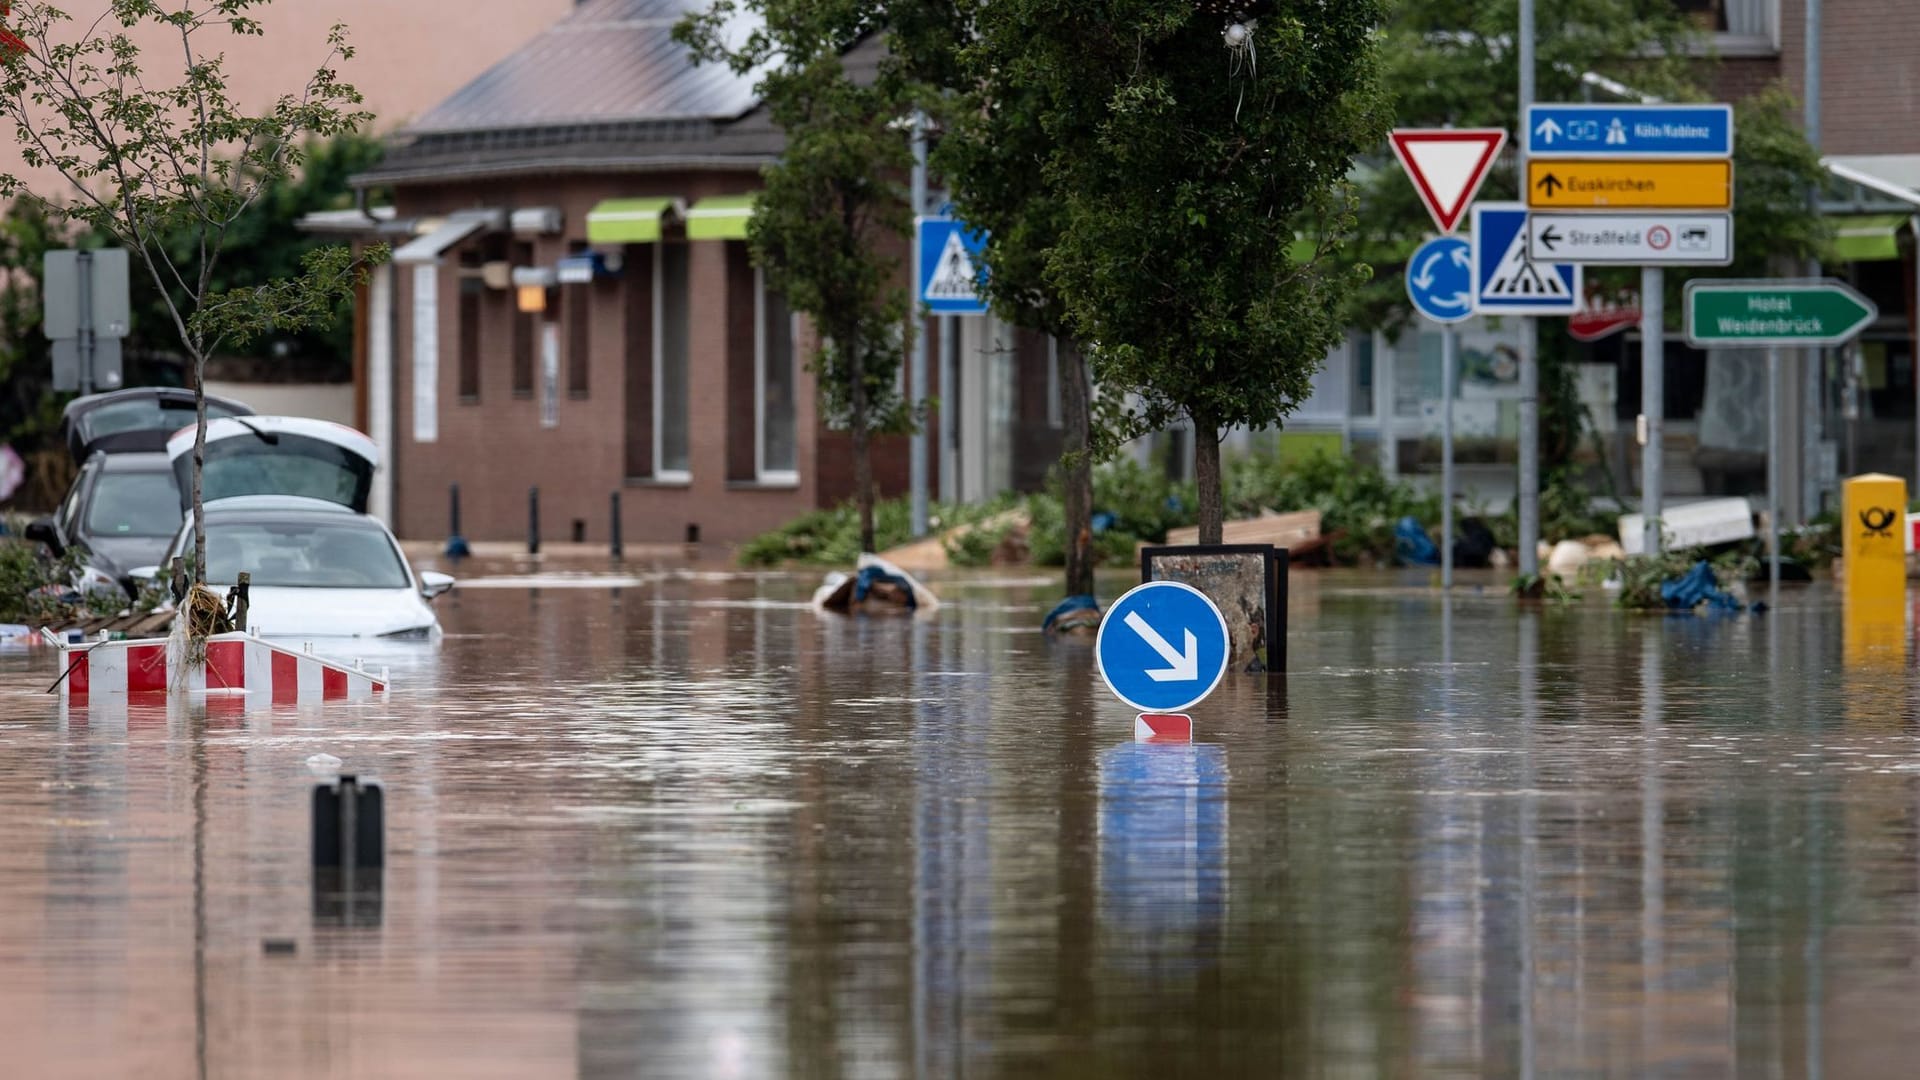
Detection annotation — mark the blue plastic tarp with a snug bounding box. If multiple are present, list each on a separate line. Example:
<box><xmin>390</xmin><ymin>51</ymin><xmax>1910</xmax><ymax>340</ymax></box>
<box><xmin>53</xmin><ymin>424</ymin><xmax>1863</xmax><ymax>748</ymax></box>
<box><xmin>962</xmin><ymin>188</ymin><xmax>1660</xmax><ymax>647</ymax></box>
<box><xmin>1660</xmin><ymin>560</ymin><xmax>1744</xmax><ymax>611</ymax></box>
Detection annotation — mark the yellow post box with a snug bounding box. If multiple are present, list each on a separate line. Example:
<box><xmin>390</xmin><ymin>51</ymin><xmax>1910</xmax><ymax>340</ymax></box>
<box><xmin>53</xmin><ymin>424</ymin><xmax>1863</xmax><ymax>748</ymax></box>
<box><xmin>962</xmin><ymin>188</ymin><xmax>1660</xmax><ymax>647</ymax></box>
<box><xmin>1842</xmin><ymin>473</ymin><xmax>1908</xmax><ymax>605</ymax></box>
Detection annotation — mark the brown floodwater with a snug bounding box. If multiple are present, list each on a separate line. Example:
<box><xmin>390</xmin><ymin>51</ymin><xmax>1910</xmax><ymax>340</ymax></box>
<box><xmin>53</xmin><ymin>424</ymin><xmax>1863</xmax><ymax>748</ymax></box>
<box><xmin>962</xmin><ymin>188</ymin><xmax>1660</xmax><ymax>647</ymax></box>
<box><xmin>3</xmin><ymin>562</ymin><xmax>1919</xmax><ymax>1079</ymax></box>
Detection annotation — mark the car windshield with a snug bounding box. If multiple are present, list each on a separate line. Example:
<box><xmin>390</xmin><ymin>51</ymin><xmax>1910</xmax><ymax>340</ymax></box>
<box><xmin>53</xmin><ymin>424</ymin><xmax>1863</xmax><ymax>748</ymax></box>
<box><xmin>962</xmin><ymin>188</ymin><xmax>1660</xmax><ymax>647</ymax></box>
<box><xmin>84</xmin><ymin>398</ymin><xmax>245</xmax><ymax>440</ymax></box>
<box><xmin>197</xmin><ymin>434</ymin><xmax>370</xmax><ymax>510</ymax></box>
<box><xmin>86</xmin><ymin>470</ymin><xmax>182</xmax><ymax>538</ymax></box>
<box><xmin>201</xmin><ymin>518</ymin><xmax>411</xmax><ymax>589</ymax></box>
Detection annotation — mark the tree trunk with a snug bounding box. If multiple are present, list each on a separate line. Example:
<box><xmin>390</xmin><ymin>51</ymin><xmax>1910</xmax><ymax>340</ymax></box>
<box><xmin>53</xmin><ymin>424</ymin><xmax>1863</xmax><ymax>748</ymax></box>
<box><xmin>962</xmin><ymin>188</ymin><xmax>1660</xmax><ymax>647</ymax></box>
<box><xmin>191</xmin><ymin>351</ymin><xmax>207</xmax><ymax>586</ymax></box>
<box><xmin>849</xmin><ymin>343</ymin><xmax>875</xmax><ymax>554</ymax></box>
<box><xmin>1194</xmin><ymin>415</ymin><xmax>1224</xmax><ymax>545</ymax></box>
<box><xmin>1061</xmin><ymin>341</ymin><xmax>1095</xmax><ymax>598</ymax></box>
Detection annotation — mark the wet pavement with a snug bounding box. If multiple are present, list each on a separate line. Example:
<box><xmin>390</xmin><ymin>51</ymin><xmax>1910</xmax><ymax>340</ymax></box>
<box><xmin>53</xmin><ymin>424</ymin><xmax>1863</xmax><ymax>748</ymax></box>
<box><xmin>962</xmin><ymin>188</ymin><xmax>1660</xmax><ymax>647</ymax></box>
<box><xmin>2</xmin><ymin>562</ymin><xmax>1919</xmax><ymax>1078</ymax></box>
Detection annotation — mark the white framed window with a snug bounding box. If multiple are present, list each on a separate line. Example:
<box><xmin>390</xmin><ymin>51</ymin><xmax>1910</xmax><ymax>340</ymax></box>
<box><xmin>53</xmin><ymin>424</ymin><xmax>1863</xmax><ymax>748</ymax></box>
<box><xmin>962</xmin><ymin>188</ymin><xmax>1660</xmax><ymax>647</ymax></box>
<box><xmin>653</xmin><ymin>243</ymin><xmax>692</xmax><ymax>482</ymax></box>
<box><xmin>1674</xmin><ymin>0</ymin><xmax>1778</xmax><ymax>54</ymax></box>
<box><xmin>756</xmin><ymin>268</ymin><xmax>799</xmax><ymax>482</ymax></box>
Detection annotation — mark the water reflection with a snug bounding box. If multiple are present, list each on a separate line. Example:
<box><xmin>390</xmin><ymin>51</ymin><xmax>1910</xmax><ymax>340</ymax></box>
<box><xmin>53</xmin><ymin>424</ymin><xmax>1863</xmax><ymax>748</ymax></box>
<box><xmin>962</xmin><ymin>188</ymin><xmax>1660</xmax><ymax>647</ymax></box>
<box><xmin>3</xmin><ymin>572</ymin><xmax>1920</xmax><ymax>1075</ymax></box>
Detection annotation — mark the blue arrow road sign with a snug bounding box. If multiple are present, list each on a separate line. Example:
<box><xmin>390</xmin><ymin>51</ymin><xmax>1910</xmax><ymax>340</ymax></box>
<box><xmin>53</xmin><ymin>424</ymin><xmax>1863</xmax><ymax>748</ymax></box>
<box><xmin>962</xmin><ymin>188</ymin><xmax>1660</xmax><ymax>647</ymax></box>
<box><xmin>1526</xmin><ymin>103</ymin><xmax>1733</xmax><ymax>159</ymax></box>
<box><xmin>1095</xmin><ymin>581</ymin><xmax>1231</xmax><ymax>714</ymax></box>
<box><xmin>917</xmin><ymin>216</ymin><xmax>989</xmax><ymax>315</ymax></box>
<box><xmin>1405</xmin><ymin>236</ymin><xmax>1474</xmax><ymax>325</ymax></box>
<box><xmin>1470</xmin><ymin>203</ymin><xmax>1581</xmax><ymax>317</ymax></box>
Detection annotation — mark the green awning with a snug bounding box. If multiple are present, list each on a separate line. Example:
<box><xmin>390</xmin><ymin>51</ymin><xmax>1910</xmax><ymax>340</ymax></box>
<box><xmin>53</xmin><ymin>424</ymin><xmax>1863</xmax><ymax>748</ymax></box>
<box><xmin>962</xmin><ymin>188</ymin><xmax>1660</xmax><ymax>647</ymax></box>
<box><xmin>1831</xmin><ymin>213</ymin><xmax>1910</xmax><ymax>262</ymax></box>
<box><xmin>687</xmin><ymin>194</ymin><xmax>756</xmax><ymax>241</ymax></box>
<box><xmin>586</xmin><ymin>197</ymin><xmax>677</xmax><ymax>245</ymax></box>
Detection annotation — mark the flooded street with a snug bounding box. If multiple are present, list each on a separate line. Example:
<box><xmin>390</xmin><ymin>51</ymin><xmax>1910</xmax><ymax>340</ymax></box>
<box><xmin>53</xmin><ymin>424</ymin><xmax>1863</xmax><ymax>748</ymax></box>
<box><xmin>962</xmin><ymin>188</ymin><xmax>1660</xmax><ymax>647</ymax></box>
<box><xmin>3</xmin><ymin>564</ymin><xmax>1920</xmax><ymax>1078</ymax></box>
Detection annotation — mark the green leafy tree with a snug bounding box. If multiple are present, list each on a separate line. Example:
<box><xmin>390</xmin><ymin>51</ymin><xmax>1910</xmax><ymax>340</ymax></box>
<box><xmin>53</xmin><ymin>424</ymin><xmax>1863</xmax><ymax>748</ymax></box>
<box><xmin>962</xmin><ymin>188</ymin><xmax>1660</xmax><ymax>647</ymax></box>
<box><xmin>125</xmin><ymin>131</ymin><xmax>385</xmax><ymax>378</ymax></box>
<box><xmin>963</xmin><ymin>0</ymin><xmax>1392</xmax><ymax>543</ymax></box>
<box><xmin>677</xmin><ymin>1</ymin><xmax>917</xmax><ymax>555</ymax></box>
<box><xmin>0</xmin><ymin>1</ymin><xmax>386</xmax><ymax>586</ymax></box>
<box><xmin>0</xmin><ymin>199</ymin><xmax>58</xmax><ymax>479</ymax></box>
<box><xmin>890</xmin><ymin>0</ymin><xmax>1104</xmax><ymax>595</ymax></box>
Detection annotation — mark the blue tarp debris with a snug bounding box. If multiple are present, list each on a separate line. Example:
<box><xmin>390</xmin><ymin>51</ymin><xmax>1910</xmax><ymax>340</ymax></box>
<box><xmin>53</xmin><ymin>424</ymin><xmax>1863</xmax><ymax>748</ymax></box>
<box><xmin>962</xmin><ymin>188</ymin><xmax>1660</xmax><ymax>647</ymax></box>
<box><xmin>1395</xmin><ymin>516</ymin><xmax>1440</xmax><ymax>566</ymax></box>
<box><xmin>854</xmin><ymin>565</ymin><xmax>918</xmax><ymax>610</ymax></box>
<box><xmin>1661</xmin><ymin>560</ymin><xmax>1744</xmax><ymax>611</ymax></box>
<box><xmin>1043</xmin><ymin>594</ymin><xmax>1102</xmax><ymax>635</ymax></box>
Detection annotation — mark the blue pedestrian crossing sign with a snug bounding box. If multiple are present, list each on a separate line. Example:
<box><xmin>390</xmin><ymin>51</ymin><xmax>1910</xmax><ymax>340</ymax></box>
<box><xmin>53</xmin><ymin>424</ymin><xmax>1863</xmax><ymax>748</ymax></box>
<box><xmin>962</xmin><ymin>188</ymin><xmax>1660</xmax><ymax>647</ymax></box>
<box><xmin>1405</xmin><ymin>235</ymin><xmax>1474</xmax><ymax>325</ymax></box>
<box><xmin>1470</xmin><ymin>202</ymin><xmax>1581</xmax><ymax>317</ymax></box>
<box><xmin>917</xmin><ymin>216</ymin><xmax>989</xmax><ymax>315</ymax></box>
<box><xmin>1095</xmin><ymin>581</ymin><xmax>1232</xmax><ymax>714</ymax></box>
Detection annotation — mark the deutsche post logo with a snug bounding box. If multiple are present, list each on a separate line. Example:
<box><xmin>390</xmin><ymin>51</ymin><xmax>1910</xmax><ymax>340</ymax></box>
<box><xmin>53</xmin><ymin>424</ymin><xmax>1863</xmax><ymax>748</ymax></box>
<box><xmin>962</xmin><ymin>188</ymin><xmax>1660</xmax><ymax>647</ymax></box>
<box><xmin>1860</xmin><ymin>506</ymin><xmax>1898</xmax><ymax>539</ymax></box>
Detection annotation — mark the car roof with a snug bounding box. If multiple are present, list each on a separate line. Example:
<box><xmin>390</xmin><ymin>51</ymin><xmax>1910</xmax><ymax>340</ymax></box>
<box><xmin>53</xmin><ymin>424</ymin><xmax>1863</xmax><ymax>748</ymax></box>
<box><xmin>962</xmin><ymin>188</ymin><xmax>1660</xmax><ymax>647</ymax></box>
<box><xmin>201</xmin><ymin>495</ymin><xmax>361</xmax><ymax>516</ymax></box>
<box><xmin>167</xmin><ymin>416</ymin><xmax>379</xmax><ymax>468</ymax></box>
<box><xmin>92</xmin><ymin>451</ymin><xmax>174</xmax><ymax>472</ymax></box>
<box><xmin>61</xmin><ymin>387</ymin><xmax>254</xmax><ymax>463</ymax></box>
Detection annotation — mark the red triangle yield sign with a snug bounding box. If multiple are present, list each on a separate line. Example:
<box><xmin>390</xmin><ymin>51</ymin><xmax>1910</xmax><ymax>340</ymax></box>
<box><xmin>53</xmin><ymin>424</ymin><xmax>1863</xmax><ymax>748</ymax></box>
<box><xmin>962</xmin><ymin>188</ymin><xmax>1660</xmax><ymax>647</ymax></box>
<box><xmin>1389</xmin><ymin>128</ymin><xmax>1509</xmax><ymax>234</ymax></box>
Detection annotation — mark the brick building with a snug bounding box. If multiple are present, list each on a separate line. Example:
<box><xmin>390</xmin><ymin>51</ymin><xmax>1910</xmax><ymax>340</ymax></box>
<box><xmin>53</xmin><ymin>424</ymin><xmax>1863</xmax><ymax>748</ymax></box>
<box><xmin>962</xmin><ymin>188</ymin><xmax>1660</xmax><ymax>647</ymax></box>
<box><xmin>317</xmin><ymin>0</ymin><xmax>1062</xmax><ymax>545</ymax></box>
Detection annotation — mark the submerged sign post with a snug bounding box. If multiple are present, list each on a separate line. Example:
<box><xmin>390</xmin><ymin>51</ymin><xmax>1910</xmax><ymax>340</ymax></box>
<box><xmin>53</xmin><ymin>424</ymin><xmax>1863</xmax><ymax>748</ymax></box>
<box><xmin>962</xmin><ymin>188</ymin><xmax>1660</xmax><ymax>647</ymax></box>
<box><xmin>1095</xmin><ymin>581</ymin><xmax>1231</xmax><ymax>742</ymax></box>
<box><xmin>1389</xmin><ymin>128</ymin><xmax>1505</xmax><ymax>590</ymax></box>
<box><xmin>1530</xmin><ymin>100</ymin><xmax>1736</xmax><ymax>559</ymax></box>
<box><xmin>916</xmin><ymin>216</ymin><xmax>989</xmax><ymax>315</ymax></box>
<box><xmin>1527</xmin><ymin>212</ymin><xmax>1732</xmax><ymax>266</ymax></box>
<box><xmin>1684</xmin><ymin>279</ymin><xmax>1877</xmax><ymax>591</ymax></box>
<box><xmin>1683</xmin><ymin>279</ymin><xmax>1877</xmax><ymax>347</ymax></box>
<box><xmin>1527</xmin><ymin>103</ymin><xmax>1733</xmax><ymax>159</ymax></box>
<box><xmin>1470</xmin><ymin>203</ymin><xmax>1581</xmax><ymax>316</ymax></box>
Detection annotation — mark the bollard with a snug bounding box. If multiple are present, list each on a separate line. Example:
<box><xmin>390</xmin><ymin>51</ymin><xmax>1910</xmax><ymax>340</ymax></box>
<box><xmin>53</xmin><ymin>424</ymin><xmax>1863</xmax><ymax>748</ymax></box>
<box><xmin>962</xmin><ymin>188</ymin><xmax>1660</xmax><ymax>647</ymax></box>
<box><xmin>445</xmin><ymin>484</ymin><xmax>471</xmax><ymax>559</ymax></box>
<box><xmin>312</xmin><ymin>774</ymin><xmax>384</xmax><ymax>869</ymax></box>
<box><xmin>610</xmin><ymin>492</ymin><xmax>624</xmax><ymax>562</ymax></box>
<box><xmin>313</xmin><ymin>775</ymin><xmax>384</xmax><ymax>927</ymax></box>
<box><xmin>528</xmin><ymin>487</ymin><xmax>541</xmax><ymax>556</ymax></box>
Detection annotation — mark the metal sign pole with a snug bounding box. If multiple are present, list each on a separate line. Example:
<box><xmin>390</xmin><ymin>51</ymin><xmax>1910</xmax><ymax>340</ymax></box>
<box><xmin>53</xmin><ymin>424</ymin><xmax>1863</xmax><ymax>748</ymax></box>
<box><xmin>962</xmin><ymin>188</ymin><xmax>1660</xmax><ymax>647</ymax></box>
<box><xmin>1517</xmin><ymin>0</ymin><xmax>1539</xmax><ymax>582</ymax></box>
<box><xmin>1767</xmin><ymin>345</ymin><xmax>1781</xmax><ymax>595</ymax></box>
<box><xmin>908</xmin><ymin>111</ymin><xmax>930</xmax><ymax>537</ymax></box>
<box><xmin>77</xmin><ymin>249</ymin><xmax>94</xmax><ymax>396</ymax></box>
<box><xmin>1641</xmin><ymin>266</ymin><xmax>1664</xmax><ymax>556</ymax></box>
<box><xmin>1442</xmin><ymin>325</ymin><xmax>1456</xmax><ymax>589</ymax></box>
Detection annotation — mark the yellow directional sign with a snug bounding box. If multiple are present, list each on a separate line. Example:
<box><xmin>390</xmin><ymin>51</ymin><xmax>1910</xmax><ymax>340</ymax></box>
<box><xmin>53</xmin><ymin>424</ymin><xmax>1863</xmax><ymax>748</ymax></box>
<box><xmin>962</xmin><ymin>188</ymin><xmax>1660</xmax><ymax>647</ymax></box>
<box><xmin>1526</xmin><ymin>160</ymin><xmax>1731</xmax><ymax>210</ymax></box>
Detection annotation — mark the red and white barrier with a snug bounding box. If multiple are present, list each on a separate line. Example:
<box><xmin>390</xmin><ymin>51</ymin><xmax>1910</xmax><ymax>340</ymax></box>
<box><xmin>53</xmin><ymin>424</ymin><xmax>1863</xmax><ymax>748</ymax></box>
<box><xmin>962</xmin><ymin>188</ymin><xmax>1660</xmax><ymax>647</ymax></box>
<box><xmin>46</xmin><ymin>628</ymin><xmax>387</xmax><ymax>705</ymax></box>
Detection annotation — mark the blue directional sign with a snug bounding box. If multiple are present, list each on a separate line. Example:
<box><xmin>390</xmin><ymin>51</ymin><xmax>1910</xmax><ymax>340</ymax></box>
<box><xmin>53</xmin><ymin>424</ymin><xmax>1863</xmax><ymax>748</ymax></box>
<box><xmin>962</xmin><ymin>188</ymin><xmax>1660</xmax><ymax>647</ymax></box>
<box><xmin>1526</xmin><ymin>103</ymin><xmax>1734</xmax><ymax>159</ymax></box>
<box><xmin>1405</xmin><ymin>236</ymin><xmax>1474</xmax><ymax>325</ymax></box>
<box><xmin>1469</xmin><ymin>203</ymin><xmax>1581</xmax><ymax>317</ymax></box>
<box><xmin>917</xmin><ymin>215</ymin><xmax>989</xmax><ymax>315</ymax></box>
<box><xmin>1095</xmin><ymin>581</ymin><xmax>1231</xmax><ymax>714</ymax></box>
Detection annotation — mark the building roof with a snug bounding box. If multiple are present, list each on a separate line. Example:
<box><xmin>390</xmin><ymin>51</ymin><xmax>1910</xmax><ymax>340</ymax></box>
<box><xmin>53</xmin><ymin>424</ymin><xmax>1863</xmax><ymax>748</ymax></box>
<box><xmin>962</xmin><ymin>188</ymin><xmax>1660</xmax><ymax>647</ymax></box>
<box><xmin>405</xmin><ymin>0</ymin><xmax>759</xmax><ymax>136</ymax></box>
<box><xmin>355</xmin><ymin>0</ymin><xmax>782</xmax><ymax>186</ymax></box>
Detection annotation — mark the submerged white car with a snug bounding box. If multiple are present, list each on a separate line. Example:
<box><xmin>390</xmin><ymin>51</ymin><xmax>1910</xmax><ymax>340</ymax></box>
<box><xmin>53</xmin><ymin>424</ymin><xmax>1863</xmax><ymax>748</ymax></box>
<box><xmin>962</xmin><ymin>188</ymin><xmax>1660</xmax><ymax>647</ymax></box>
<box><xmin>146</xmin><ymin>496</ymin><xmax>453</xmax><ymax>640</ymax></box>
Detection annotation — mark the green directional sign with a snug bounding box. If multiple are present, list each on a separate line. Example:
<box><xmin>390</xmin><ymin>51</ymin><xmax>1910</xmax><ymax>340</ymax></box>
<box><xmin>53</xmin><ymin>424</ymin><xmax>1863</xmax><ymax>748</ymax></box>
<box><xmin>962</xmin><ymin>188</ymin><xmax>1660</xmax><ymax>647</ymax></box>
<box><xmin>1684</xmin><ymin>278</ymin><xmax>1878</xmax><ymax>347</ymax></box>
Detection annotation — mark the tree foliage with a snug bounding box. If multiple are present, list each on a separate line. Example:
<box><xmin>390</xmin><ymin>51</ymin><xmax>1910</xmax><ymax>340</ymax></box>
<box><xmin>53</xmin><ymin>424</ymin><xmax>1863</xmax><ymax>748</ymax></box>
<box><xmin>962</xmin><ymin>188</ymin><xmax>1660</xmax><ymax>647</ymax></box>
<box><xmin>677</xmin><ymin>1</ymin><xmax>917</xmax><ymax>554</ymax></box>
<box><xmin>952</xmin><ymin>0</ymin><xmax>1391</xmax><ymax>540</ymax></box>
<box><xmin>0</xmin><ymin>199</ymin><xmax>57</xmax><ymax>447</ymax></box>
<box><xmin>126</xmin><ymin>131</ymin><xmax>385</xmax><ymax>376</ymax></box>
<box><xmin>891</xmin><ymin>0</ymin><xmax>1109</xmax><ymax>594</ymax></box>
<box><xmin>0</xmin><ymin>0</ymin><xmax>387</xmax><ymax>584</ymax></box>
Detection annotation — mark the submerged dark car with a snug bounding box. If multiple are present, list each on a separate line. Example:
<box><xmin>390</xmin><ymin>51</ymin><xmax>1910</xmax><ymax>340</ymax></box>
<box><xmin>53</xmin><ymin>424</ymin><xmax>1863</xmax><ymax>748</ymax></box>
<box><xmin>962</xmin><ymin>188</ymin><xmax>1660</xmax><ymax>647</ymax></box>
<box><xmin>26</xmin><ymin>387</ymin><xmax>254</xmax><ymax>596</ymax></box>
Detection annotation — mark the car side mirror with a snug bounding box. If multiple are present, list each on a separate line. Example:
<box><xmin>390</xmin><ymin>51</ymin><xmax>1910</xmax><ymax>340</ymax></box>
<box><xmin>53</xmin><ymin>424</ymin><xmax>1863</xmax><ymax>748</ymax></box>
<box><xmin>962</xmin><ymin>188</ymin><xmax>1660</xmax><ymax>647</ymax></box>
<box><xmin>419</xmin><ymin>571</ymin><xmax>456</xmax><ymax>600</ymax></box>
<box><xmin>24</xmin><ymin>517</ymin><xmax>61</xmax><ymax>553</ymax></box>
